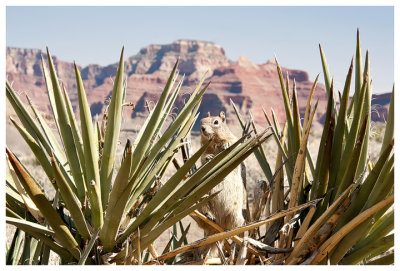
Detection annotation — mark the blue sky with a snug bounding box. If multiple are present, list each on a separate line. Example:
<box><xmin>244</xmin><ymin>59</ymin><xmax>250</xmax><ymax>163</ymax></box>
<box><xmin>6</xmin><ymin>6</ymin><xmax>394</xmax><ymax>93</ymax></box>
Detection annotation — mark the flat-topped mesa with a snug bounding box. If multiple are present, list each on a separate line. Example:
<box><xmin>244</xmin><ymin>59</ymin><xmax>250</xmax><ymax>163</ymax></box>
<box><xmin>139</xmin><ymin>39</ymin><xmax>227</xmax><ymax>57</ymax></box>
<box><xmin>126</xmin><ymin>40</ymin><xmax>231</xmax><ymax>79</ymax></box>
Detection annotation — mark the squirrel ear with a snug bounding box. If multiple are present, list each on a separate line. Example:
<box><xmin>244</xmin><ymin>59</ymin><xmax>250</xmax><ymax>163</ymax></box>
<box><xmin>207</xmin><ymin>112</ymin><xmax>211</xmax><ymax>117</ymax></box>
<box><xmin>219</xmin><ymin>111</ymin><xmax>226</xmax><ymax>122</ymax></box>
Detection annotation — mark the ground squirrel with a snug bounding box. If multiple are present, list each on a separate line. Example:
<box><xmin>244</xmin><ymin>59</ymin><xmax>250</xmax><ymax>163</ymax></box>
<box><xmin>193</xmin><ymin>111</ymin><xmax>246</xmax><ymax>258</ymax></box>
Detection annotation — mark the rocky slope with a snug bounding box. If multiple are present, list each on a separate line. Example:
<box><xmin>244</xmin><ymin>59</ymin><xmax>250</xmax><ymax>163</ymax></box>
<box><xmin>6</xmin><ymin>40</ymin><xmax>390</xmax><ymax>130</ymax></box>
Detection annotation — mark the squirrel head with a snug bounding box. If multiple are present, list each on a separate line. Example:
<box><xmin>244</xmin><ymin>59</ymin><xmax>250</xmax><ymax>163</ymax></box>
<box><xmin>200</xmin><ymin>111</ymin><xmax>228</xmax><ymax>142</ymax></box>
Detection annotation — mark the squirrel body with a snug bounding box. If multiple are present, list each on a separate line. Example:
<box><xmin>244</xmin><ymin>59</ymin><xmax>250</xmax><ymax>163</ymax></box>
<box><xmin>197</xmin><ymin>111</ymin><xmax>245</xmax><ymax>233</ymax></box>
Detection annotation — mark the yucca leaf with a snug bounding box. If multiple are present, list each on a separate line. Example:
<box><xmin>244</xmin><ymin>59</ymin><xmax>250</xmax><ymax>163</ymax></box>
<box><xmin>263</xmin><ymin>108</ymin><xmax>294</xmax><ymax>181</ymax></box>
<box><xmin>126</xmin><ymin>103</ymin><xmax>201</xmax><ymax>214</ymax></box>
<box><xmin>50</xmin><ymin>154</ymin><xmax>91</xmax><ymax>240</ymax></box>
<box><xmin>303</xmin><ymin>74</ymin><xmax>319</xmax><ymax>135</ymax></box>
<box><xmin>62</xmin><ymin>85</ymin><xmax>87</xmax><ymax>183</ymax></box>
<box><xmin>275</xmin><ymin>57</ymin><xmax>295</xmax><ymax>160</ymax></box>
<box><xmin>334</xmin><ymin>140</ymin><xmax>393</xmax><ymax>230</ymax></box>
<box><xmin>129</xmin><ymin>58</ymin><xmax>179</xmax><ymax>180</ymax></box>
<box><xmin>263</xmin><ymin>108</ymin><xmax>288</xmax><ymax>161</ymax></box>
<box><xmin>366</xmin><ymin>252</ymin><xmax>394</xmax><ymax>265</ymax></box>
<box><xmin>73</xmin><ymin>62</ymin><xmax>103</xmax><ymax>230</ymax></box>
<box><xmin>17</xmin><ymin>225</ymin><xmax>72</xmax><ymax>261</ymax></box>
<box><xmin>26</xmin><ymin>95</ymin><xmax>66</xmax><ymax>165</ymax></box>
<box><xmin>120</xmin><ymin>139</ymin><xmax>211</xmax><ymax>241</ymax></box>
<box><xmin>368</xmin><ymin>209</ymin><xmax>394</xmax><ymax>239</ymax></box>
<box><xmin>172</xmin><ymin>223</ymin><xmax>179</xmax><ymax>250</ymax></box>
<box><xmin>363</xmin><ymin>157</ymin><xmax>394</xmax><ymax>210</ymax></box>
<box><xmin>6</xmin><ymin>147</ymin><xmax>81</xmax><ymax>260</ymax></box>
<box><xmin>249</xmin><ymin>110</ymin><xmax>274</xmax><ymax>181</ymax></box>
<box><xmin>136</xmin><ymin>79</ymin><xmax>209</xmax><ymax>185</ymax></box>
<box><xmin>139</xmin><ymin>191</ymin><xmax>221</xmax><ymax>251</ymax></box>
<box><xmin>270</xmin><ymin>108</ymin><xmax>282</xmax><ymax>137</ymax></box>
<box><xmin>31</xmin><ymin>240</ymin><xmax>44</xmax><ymax>265</ymax></box>
<box><xmin>310</xmin><ymin>84</ymin><xmax>334</xmax><ymax>201</ymax></box>
<box><xmin>318</xmin><ymin>44</ymin><xmax>332</xmax><ymax>98</ymax></box>
<box><xmin>333</xmin><ymin>75</ymin><xmax>368</xmax><ymax>200</ymax></box>
<box><xmin>351</xmin><ymin>210</ymin><xmax>393</xmax><ymax>256</ymax></box>
<box><xmin>25</xmin><ymin>96</ymin><xmax>79</xmax><ymax>197</ymax></box>
<box><xmin>6</xmin><ymin>217</ymin><xmax>55</xmax><ymax>236</ymax></box>
<box><xmin>100</xmin><ymin>48</ymin><xmax>125</xmax><ymax>209</ymax></box>
<box><xmin>106</xmin><ymin>140</ymin><xmax>133</xmax><ymax>212</ymax></box>
<box><xmin>329</xmin><ymin>166</ymin><xmax>393</xmax><ymax>264</ymax></box>
<box><xmin>169</xmin><ymin>223</ymin><xmax>191</xmax><ymax>264</ymax></box>
<box><xmin>379</xmin><ymin>85</ymin><xmax>394</xmax><ymax>155</ymax></box>
<box><xmin>107</xmin><ymin>153</ymin><xmax>151</xmax><ymax>245</ymax></box>
<box><xmin>179</xmin><ymin>221</ymin><xmax>189</xmax><ymax>246</ymax></box>
<box><xmin>232</xmin><ymin>101</ymin><xmax>273</xmax><ymax>181</ymax></box>
<box><xmin>271</xmin><ymin>122</ymin><xmax>287</xmax><ymax>214</ymax></box>
<box><xmin>6</xmin><ymin>82</ymin><xmax>52</xmax><ymax>155</ymax></box>
<box><xmin>6</xmin><ymin>199</ymin><xmax>25</xmax><ymax>220</ymax></box>
<box><xmin>230</xmin><ymin>98</ymin><xmax>246</xmax><ymax>128</ymax></box>
<box><xmin>356</xmin><ymin>233</ymin><xmax>393</xmax><ymax>262</ymax></box>
<box><xmin>287</xmin><ymin>101</ymin><xmax>318</xmax><ymax>219</ymax></box>
<box><xmin>100</xmin><ymin>140</ymin><xmax>133</xmax><ymax>251</ymax></box>
<box><xmin>291</xmin><ymin>79</ymin><xmax>301</xmax><ymax>154</ymax></box>
<box><xmin>328</xmin><ymin>59</ymin><xmax>353</xmax><ymax>204</ymax></box>
<box><xmin>319</xmin><ymin>44</ymin><xmax>339</xmax><ymax>117</ymax></box>
<box><xmin>78</xmin><ymin>228</ymin><xmax>100</xmax><ymax>265</ymax></box>
<box><xmin>334</xmin><ymin>115</ymin><xmax>368</xmax><ymax>198</ymax></box>
<box><xmin>310</xmin><ymin>194</ymin><xmax>393</xmax><ymax>264</ymax></box>
<box><xmin>312</xmin><ymin>116</ymin><xmax>334</xmax><ymax>218</ymax></box>
<box><xmin>162</xmin><ymin>233</ymin><xmax>176</xmax><ymax>255</ymax></box>
<box><xmin>349</xmin><ymin>28</ymin><xmax>363</xmax><ymax>122</ymax></box>
<box><xmin>356</xmin><ymin>51</ymin><xmax>371</xmax><ymax>178</ymax></box>
<box><xmin>7</xmin><ymin>228</ymin><xmax>24</xmax><ymax>265</ymax></box>
<box><xmin>41</xmin><ymin>55</ymin><xmax>60</xmax><ymax>133</ymax></box>
<box><xmin>148</xmin><ymin>75</ymin><xmax>184</xmax><ymax>153</ymax></box>
<box><xmin>9</xmin><ymin>117</ymin><xmax>55</xmax><ymax>185</ymax></box>
<box><xmin>7</xmin><ymin>159</ymin><xmax>44</xmax><ymax>224</ymax></box>
<box><xmin>20</xmin><ymin>234</ymin><xmax>32</xmax><ymax>265</ymax></box>
<box><xmin>6</xmin><ymin>205</ymin><xmax>23</xmax><ymax>219</ymax></box>
<box><xmin>45</xmin><ymin>48</ymin><xmax>86</xmax><ymax>205</ymax></box>
<box><xmin>286</xmin><ymin>183</ymin><xmax>354</xmax><ymax>264</ymax></box>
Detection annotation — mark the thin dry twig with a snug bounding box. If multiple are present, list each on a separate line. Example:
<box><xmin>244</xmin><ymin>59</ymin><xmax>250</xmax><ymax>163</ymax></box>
<box><xmin>235</xmin><ymin>239</ymin><xmax>248</xmax><ymax>265</ymax></box>
<box><xmin>154</xmin><ymin>199</ymin><xmax>320</xmax><ymax>262</ymax></box>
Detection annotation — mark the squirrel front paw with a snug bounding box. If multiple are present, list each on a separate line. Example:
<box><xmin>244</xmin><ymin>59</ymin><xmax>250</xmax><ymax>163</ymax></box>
<box><xmin>204</xmin><ymin>154</ymin><xmax>215</xmax><ymax>162</ymax></box>
<box><xmin>222</xmin><ymin>142</ymin><xmax>231</xmax><ymax>150</ymax></box>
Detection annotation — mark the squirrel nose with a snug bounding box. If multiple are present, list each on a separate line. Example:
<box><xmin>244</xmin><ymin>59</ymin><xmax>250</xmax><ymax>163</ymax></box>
<box><xmin>201</xmin><ymin>126</ymin><xmax>206</xmax><ymax>132</ymax></box>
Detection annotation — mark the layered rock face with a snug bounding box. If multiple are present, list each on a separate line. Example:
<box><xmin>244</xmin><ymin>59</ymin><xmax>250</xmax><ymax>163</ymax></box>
<box><xmin>6</xmin><ymin>40</ymin><xmax>390</xmax><ymax>130</ymax></box>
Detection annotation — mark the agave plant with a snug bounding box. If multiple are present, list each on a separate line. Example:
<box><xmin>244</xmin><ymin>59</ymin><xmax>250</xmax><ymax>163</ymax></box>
<box><xmin>224</xmin><ymin>29</ymin><xmax>393</xmax><ymax>265</ymax></box>
<box><xmin>6</xmin><ymin>47</ymin><xmax>276</xmax><ymax>264</ymax></box>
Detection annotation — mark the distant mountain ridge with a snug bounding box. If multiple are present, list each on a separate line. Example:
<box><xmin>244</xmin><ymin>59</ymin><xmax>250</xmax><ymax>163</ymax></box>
<box><xmin>6</xmin><ymin>40</ymin><xmax>391</xmax><ymax>128</ymax></box>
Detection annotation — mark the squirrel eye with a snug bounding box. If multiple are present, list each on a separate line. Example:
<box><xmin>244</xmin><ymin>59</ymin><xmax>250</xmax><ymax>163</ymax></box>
<box><xmin>214</xmin><ymin>120</ymin><xmax>219</xmax><ymax>125</ymax></box>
